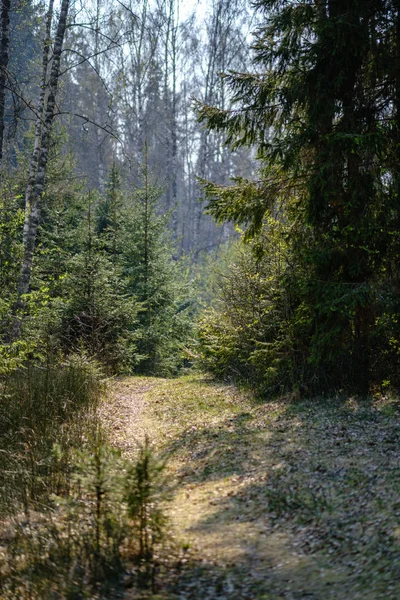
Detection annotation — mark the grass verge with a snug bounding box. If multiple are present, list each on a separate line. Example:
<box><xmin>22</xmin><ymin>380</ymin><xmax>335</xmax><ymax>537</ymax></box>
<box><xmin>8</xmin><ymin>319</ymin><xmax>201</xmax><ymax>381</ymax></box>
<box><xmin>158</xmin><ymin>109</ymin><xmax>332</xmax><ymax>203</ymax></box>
<box><xmin>136</xmin><ymin>373</ymin><xmax>400</xmax><ymax>600</ymax></box>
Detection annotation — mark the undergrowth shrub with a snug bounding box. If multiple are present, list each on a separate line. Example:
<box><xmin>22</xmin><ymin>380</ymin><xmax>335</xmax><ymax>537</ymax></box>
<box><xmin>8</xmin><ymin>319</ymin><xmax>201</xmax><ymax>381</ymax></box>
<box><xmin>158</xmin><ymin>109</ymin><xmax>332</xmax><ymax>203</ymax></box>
<box><xmin>0</xmin><ymin>437</ymin><xmax>170</xmax><ymax>599</ymax></box>
<box><xmin>60</xmin><ymin>252</ymin><xmax>140</xmax><ymax>373</ymax></box>
<box><xmin>198</xmin><ymin>229</ymin><xmax>400</xmax><ymax>396</ymax></box>
<box><xmin>125</xmin><ymin>438</ymin><xmax>169</xmax><ymax>570</ymax></box>
<box><xmin>29</xmin><ymin>175</ymin><xmax>194</xmax><ymax>377</ymax></box>
<box><xmin>197</xmin><ymin>229</ymin><xmax>309</xmax><ymax>396</ymax></box>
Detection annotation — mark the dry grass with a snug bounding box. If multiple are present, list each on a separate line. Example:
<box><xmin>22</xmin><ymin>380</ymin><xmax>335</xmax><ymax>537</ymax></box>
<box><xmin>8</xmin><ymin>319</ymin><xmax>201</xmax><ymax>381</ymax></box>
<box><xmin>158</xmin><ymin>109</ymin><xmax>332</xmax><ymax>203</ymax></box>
<box><xmin>108</xmin><ymin>373</ymin><xmax>400</xmax><ymax>600</ymax></box>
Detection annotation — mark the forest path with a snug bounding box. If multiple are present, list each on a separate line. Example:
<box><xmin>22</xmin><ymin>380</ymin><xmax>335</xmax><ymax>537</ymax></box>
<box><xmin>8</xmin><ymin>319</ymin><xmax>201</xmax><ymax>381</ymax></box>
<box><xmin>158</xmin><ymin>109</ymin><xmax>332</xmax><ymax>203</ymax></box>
<box><xmin>102</xmin><ymin>374</ymin><xmax>400</xmax><ymax>600</ymax></box>
<box><xmin>100</xmin><ymin>376</ymin><xmax>160</xmax><ymax>458</ymax></box>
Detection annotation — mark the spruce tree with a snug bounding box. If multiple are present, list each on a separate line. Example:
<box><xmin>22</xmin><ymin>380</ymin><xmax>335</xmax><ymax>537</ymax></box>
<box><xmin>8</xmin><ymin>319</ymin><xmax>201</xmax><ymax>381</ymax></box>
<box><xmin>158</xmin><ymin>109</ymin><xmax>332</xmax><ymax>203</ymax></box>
<box><xmin>96</xmin><ymin>162</ymin><xmax>123</xmax><ymax>263</ymax></box>
<box><xmin>60</xmin><ymin>191</ymin><xmax>139</xmax><ymax>372</ymax></box>
<box><xmin>199</xmin><ymin>0</ymin><xmax>400</xmax><ymax>394</ymax></box>
<box><xmin>119</xmin><ymin>165</ymin><xmax>193</xmax><ymax>375</ymax></box>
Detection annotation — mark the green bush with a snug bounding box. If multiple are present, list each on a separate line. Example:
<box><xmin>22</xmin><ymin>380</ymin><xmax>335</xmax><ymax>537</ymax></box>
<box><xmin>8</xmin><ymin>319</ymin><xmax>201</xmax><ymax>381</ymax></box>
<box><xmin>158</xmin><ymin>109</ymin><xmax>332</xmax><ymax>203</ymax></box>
<box><xmin>197</xmin><ymin>226</ymin><xmax>400</xmax><ymax>396</ymax></box>
<box><xmin>0</xmin><ymin>437</ymin><xmax>170</xmax><ymax>599</ymax></box>
<box><xmin>197</xmin><ymin>225</ymin><xmax>309</xmax><ymax>396</ymax></box>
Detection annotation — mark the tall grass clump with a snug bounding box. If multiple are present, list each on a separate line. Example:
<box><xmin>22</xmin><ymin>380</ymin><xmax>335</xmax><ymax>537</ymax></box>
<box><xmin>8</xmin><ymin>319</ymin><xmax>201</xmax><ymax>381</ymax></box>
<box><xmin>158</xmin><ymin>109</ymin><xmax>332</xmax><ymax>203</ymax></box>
<box><xmin>0</xmin><ymin>350</ymin><xmax>104</xmax><ymax>513</ymax></box>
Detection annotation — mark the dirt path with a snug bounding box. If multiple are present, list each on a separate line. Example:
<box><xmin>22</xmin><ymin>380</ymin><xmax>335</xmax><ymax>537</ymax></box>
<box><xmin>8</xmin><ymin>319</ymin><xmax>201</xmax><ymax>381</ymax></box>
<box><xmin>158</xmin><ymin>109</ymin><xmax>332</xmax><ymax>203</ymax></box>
<box><xmin>100</xmin><ymin>376</ymin><xmax>159</xmax><ymax>457</ymax></box>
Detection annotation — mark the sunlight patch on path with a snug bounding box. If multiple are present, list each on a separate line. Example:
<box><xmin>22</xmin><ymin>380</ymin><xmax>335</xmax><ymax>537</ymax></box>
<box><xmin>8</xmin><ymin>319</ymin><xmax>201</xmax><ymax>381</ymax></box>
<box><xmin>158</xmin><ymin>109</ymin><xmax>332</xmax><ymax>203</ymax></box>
<box><xmin>100</xmin><ymin>376</ymin><xmax>161</xmax><ymax>457</ymax></box>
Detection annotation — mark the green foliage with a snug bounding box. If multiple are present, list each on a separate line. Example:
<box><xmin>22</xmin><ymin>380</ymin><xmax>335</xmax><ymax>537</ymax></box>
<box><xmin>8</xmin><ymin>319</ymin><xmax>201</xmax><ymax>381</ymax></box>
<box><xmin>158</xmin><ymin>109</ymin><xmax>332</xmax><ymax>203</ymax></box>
<box><xmin>20</xmin><ymin>151</ymin><xmax>141</xmax><ymax>372</ymax></box>
<box><xmin>18</xmin><ymin>158</ymin><xmax>194</xmax><ymax>375</ymax></box>
<box><xmin>198</xmin><ymin>0</ymin><xmax>400</xmax><ymax>395</ymax></box>
<box><xmin>0</xmin><ymin>437</ymin><xmax>170</xmax><ymax>599</ymax></box>
<box><xmin>191</xmin><ymin>238</ymin><xmax>238</xmax><ymax>309</ymax></box>
<box><xmin>200</xmin><ymin>166</ymin><xmax>286</xmax><ymax>241</ymax></box>
<box><xmin>117</xmin><ymin>170</ymin><xmax>194</xmax><ymax>376</ymax></box>
<box><xmin>60</xmin><ymin>231</ymin><xmax>140</xmax><ymax>372</ymax></box>
<box><xmin>125</xmin><ymin>436</ymin><xmax>168</xmax><ymax>565</ymax></box>
<box><xmin>96</xmin><ymin>162</ymin><xmax>123</xmax><ymax>246</ymax></box>
<box><xmin>0</xmin><ymin>172</ymin><xmax>26</xmax><ymax>340</ymax></box>
<box><xmin>197</xmin><ymin>220</ymin><xmax>310</xmax><ymax>395</ymax></box>
<box><xmin>3</xmin><ymin>132</ymin><xmax>193</xmax><ymax>376</ymax></box>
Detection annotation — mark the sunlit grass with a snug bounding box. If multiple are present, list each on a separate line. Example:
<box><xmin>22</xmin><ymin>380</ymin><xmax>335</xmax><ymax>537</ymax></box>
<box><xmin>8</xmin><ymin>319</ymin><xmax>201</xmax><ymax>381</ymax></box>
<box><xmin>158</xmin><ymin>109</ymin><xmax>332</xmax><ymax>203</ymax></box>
<box><xmin>136</xmin><ymin>374</ymin><xmax>400</xmax><ymax>599</ymax></box>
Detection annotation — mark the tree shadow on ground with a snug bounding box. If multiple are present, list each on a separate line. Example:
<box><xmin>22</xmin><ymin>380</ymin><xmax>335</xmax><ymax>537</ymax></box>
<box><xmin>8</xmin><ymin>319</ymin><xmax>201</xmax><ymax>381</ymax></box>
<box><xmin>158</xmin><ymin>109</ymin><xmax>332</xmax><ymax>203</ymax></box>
<box><xmin>162</xmin><ymin>386</ymin><xmax>400</xmax><ymax>599</ymax></box>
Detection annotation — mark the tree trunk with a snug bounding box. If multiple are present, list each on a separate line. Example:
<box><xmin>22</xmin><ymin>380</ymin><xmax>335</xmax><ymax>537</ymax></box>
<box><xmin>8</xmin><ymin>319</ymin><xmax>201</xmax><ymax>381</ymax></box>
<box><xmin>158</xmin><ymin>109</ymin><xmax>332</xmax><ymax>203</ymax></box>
<box><xmin>0</xmin><ymin>0</ymin><xmax>11</xmax><ymax>163</ymax></box>
<box><xmin>394</xmin><ymin>0</ymin><xmax>400</xmax><ymax>195</ymax></box>
<box><xmin>170</xmin><ymin>8</ymin><xmax>178</xmax><ymax>239</ymax></box>
<box><xmin>163</xmin><ymin>0</ymin><xmax>171</xmax><ymax>214</ymax></box>
<box><xmin>13</xmin><ymin>0</ymin><xmax>70</xmax><ymax>338</ymax></box>
<box><xmin>94</xmin><ymin>0</ymin><xmax>105</xmax><ymax>192</ymax></box>
<box><xmin>22</xmin><ymin>0</ymin><xmax>54</xmax><ymax>249</ymax></box>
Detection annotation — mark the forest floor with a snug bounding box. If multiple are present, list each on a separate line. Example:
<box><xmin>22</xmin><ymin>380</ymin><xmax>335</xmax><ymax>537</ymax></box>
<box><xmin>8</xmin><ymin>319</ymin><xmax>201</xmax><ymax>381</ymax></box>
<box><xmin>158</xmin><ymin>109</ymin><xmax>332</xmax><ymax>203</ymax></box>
<box><xmin>102</xmin><ymin>373</ymin><xmax>400</xmax><ymax>600</ymax></box>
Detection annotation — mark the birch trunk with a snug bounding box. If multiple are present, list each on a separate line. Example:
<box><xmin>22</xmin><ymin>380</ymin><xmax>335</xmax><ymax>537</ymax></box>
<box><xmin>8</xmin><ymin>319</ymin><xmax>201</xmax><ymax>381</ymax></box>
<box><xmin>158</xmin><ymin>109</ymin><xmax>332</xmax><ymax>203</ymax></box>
<box><xmin>171</xmin><ymin>2</ymin><xmax>178</xmax><ymax>240</ymax></box>
<box><xmin>193</xmin><ymin>1</ymin><xmax>220</xmax><ymax>251</ymax></box>
<box><xmin>13</xmin><ymin>0</ymin><xmax>70</xmax><ymax>337</ymax></box>
<box><xmin>22</xmin><ymin>0</ymin><xmax>54</xmax><ymax>248</ymax></box>
<box><xmin>0</xmin><ymin>0</ymin><xmax>11</xmax><ymax>163</ymax></box>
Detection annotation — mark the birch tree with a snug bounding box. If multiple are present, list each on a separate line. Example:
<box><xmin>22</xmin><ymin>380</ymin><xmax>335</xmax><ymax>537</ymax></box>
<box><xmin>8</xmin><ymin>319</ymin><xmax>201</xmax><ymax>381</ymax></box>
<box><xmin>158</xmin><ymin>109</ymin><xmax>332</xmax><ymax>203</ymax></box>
<box><xmin>14</xmin><ymin>0</ymin><xmax>70</xmax><ymax>336</ymax></box>
<box><xmin>193</xmin><ymin>0</ymin><xmax>250</xmax><ymax>254</ymax></box>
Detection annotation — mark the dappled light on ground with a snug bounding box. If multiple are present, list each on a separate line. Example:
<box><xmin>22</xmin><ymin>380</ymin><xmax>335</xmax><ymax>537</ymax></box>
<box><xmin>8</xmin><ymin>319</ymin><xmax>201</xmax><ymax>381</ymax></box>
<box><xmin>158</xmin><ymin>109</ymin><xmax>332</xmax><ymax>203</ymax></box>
<box><xmin>106</xmin><ymin>375</ymin><xmax>400</xmax><ymax>599</ymax></box>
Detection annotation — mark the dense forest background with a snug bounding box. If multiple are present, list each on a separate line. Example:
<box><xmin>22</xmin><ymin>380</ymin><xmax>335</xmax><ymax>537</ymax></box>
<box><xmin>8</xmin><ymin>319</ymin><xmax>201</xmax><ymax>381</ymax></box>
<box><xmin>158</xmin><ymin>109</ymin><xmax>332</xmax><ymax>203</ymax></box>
<box><xmin>0</xmin><ymin>0</ymin><xmax>256</xmax><ymax>378</ymax></box>
<box><xmin>2</xmin><ymin>0</ymin><xmax>254</xmax><ymax>252</ymax></box>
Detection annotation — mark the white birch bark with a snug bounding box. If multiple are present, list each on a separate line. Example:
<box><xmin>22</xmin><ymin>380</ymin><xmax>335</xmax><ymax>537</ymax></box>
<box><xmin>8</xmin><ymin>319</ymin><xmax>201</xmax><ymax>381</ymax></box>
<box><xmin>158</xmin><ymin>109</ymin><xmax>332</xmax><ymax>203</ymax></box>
<box><xmin>94</xmin><ymin>0</ymin><xmax>105</xmax><ymax>192</ymax></box>
<box><xmin>13</xmin><ymin>0</ymin><xmax>70</xmax><ymax>337</ymax></box>
<box><xmin>22</xmin><ymin>0</ymin><xmax>54</xmax><ymax>248</ymax></box>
